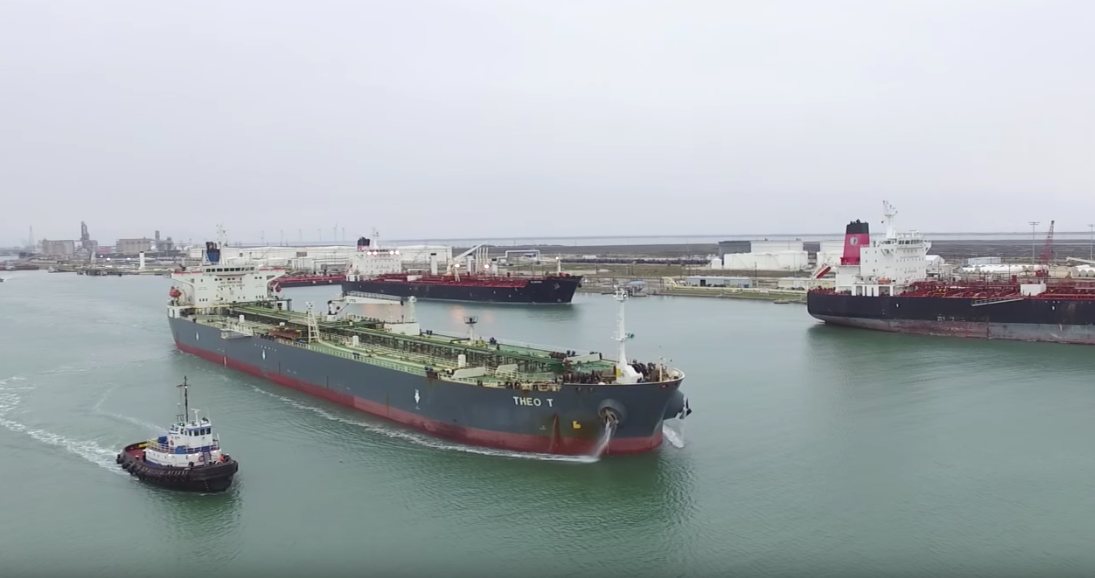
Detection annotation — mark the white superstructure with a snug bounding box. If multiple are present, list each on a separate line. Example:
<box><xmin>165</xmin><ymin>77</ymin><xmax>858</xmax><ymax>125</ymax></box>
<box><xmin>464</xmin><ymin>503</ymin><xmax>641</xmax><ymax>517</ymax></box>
<box><xmin>345</xmin><ymin>230</ymin><xmax>404</xmax><ymax>280</ymax></box>
<box><xmin>183</xmin><ymin>227</ymin><xmax>454</xmax><ymax>273</ymax></box>
<box><xmin>831</xmin><ymin>201</ymin><xmax>933</xmax><ymax>296</ymax></box>
<box><xmin>142</xmin><ymin>378</ymin><xmax>227</xmax><ymax>469</ymax></box>
<box><xmin>168</xmin><ymin>241</ymin><xmax>289</xmax><ymax>318</ymax></box>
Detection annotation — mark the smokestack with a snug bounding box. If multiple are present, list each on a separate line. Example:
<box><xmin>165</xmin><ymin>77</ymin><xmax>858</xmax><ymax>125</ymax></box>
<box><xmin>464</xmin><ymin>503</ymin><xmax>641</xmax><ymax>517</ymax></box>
<box><xmin>139</xmin><ymin>251</ymin><xmax>146</xmax><ymax>270</ymax></box>
<box><xmin>429</xmin><ymin>253</ymin><xmax>438</xmax><ymax>276</ymax></box>
<box><xmin>840</xmin><ymin>220</ymin><xmax>870</xmax><ymax>266</ymax></box>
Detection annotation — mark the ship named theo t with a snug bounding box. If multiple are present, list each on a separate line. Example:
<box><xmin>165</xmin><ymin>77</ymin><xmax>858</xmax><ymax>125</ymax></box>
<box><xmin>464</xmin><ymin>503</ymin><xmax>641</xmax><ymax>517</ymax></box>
<box><xmin>166</xmin><ymin>241</ymin><xmax>690</xmax><ymax>456</ymax></box>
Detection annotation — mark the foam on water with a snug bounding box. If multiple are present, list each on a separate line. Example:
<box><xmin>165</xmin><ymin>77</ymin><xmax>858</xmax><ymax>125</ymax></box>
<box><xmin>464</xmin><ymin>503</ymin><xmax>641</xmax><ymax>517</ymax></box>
<box><xmin>250</xmin><ymin>386</ymin><xmax>604</xmax><ymax>464</ymax></box>
<box><xmin>0</xmin><ymin>378</ymin><xmax>128</xmax><ymax>475</ymax></box>
<box><xmin>662</xmin><ymin>422</ymin><xmax>686</xmax><ymax>449</ymax></box>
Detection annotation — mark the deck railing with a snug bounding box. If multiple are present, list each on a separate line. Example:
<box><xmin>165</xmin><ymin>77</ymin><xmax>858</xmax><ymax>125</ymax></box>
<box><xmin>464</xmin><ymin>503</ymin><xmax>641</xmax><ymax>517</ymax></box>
<box><xmin>143</xmin><ymin>441</ymin><xmax>221</xmax><ymax>455</ymax></box>
<box><xmin>195</xmin><ymin>318</ymin><xmax>672</xmax><ymax>388</ymax></box>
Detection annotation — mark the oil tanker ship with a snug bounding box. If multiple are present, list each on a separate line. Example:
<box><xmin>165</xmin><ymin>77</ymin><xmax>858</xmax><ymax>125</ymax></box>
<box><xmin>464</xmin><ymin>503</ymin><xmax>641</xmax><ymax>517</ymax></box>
<box><xmin>341</xmin><ymin>235</ymin><xmax>581</xmax><ymax>304</ymax></box>
<box><xmin>807</xmin><ymin>202</ymin><xmax>1095</xmax><ymax>345</ymax></box>
<box><xmin>167</xmin><ymin>242</ymin><xmax>690</xmax><ymax>455</ymax></box>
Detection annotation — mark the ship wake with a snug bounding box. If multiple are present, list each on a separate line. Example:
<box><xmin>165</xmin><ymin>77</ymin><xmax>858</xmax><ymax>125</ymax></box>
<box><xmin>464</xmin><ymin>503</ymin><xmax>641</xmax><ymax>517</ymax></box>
<box><xmin>251</xmin><ymin>385</ymin><xmax>613</xmax><ymax>464</ymax></box>
<box><xmin>0</xmin><ymin>377</ymin><xmax>128</xmax><ymax>475</ymax></box>
<box><xmin>91</xmin><ymin>384</ymin><xmax>162</xmax><ymax>434</ymax></box>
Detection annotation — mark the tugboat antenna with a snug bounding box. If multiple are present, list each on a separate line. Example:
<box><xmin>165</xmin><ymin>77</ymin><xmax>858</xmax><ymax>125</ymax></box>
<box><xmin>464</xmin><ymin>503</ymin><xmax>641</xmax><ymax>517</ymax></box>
<box><xmin>180</xmin><ymin>376</ymin><xmax>189</xmax><ymax>423</ymax></box>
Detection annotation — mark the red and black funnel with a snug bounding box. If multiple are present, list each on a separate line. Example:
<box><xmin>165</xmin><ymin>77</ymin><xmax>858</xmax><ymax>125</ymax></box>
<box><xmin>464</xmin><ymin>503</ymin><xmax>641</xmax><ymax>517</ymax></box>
<box><xmin>840</xmin><ymin>220</ymin><xmax>870</xmax><ymax>266</ymax></box>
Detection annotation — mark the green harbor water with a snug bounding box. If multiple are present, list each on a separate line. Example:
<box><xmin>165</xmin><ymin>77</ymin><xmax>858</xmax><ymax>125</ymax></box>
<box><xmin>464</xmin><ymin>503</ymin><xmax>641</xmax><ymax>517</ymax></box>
<box><xmin>3</xmin><ymin>271</ymin><xmax>1095</xmax><ymax>577</ymax></box>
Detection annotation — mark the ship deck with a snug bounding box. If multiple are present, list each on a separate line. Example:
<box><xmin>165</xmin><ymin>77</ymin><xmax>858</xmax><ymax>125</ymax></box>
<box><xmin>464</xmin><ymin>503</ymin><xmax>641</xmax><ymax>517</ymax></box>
<box><xmin>370</xmin><ymin>273</ymin><xmax>531</xmax><ymax>288</ymax></box>
<box><xmin>812</xmin><ymin>281</ymin><xmax>1095</xmax><ymax>300</ymax></box>
<box><xmin>185</xmin><ymin>304</ymin><xmax>643</xmax><ymax>390</ymax></box>
<box><xmin>231</xmin><ymin>305</ymin><xmax>591</xmax><ymax>365</ymax></box>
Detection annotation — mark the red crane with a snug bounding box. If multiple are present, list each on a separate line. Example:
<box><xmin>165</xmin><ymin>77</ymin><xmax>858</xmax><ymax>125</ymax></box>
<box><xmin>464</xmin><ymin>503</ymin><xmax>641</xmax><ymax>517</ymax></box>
<box><xmin>1037</xmin><ymin>220</ymin><xmax>1055</xmax><ymax>277</ymax></box>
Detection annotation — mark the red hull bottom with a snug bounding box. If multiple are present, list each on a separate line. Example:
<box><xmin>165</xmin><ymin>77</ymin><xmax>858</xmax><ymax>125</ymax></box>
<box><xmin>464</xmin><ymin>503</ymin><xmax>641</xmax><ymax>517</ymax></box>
<box><xmin>175</xmin><ymin>342</ymin><xmax>662</xmax><ymax>456</ymax></box>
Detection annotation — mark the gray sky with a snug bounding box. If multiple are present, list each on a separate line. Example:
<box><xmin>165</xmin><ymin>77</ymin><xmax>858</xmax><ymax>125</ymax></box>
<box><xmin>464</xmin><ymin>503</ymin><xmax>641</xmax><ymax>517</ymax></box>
<box><xmin>2</xmin><ymin>0</ymin><xmax>1093</xmax><ymax>246</ymax></box>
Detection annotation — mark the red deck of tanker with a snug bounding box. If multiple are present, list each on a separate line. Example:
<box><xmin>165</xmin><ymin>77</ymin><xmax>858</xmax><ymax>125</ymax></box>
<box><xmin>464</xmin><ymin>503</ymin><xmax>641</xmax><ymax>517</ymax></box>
<box><xmin>813</xmin><ymin>279</ymin><xmax>1095</xmax><ymax>300</ymax></box>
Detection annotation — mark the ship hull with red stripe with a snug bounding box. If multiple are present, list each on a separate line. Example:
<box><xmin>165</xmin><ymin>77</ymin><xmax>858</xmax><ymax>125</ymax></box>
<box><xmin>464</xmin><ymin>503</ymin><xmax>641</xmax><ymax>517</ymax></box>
<box><xmin>341</xmin><ymin>275</ymin><xmax>581</xmax><ymax>304</ymax></box>
<box><xmin>808</xmin><ymin>291</ymin><xmax>1095</xmax><ymax>345</ymax></box>
<box><xmin>168</xmin><ymin>316</ymin><xmax>685</xmax><ymax>455</ymax></box>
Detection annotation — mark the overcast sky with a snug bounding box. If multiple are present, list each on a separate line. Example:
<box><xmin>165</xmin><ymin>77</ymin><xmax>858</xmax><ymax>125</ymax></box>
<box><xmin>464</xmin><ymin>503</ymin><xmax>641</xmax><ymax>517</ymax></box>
<box><xmin>1</xmin><ymin>0</ymin><xmax>1093</xmax><ymax>246</ymax></box>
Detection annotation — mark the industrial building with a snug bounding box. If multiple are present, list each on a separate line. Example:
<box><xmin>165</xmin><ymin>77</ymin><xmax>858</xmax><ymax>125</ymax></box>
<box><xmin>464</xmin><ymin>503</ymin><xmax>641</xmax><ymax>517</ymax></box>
<box><xmin>115</xmin><ymin>231</ymin><xmax>174</xmax><ymax>255</ymax></box>
<box><xmin>714</xmin><ymin>240</ymin><xmax>810</xmax><ymax>272</ymax></box>
<box><xmin>683</xmin><ymin>275</ymin><xmax>752</xmax><ymax>288</ymax></box>
<box><xmin>40</xmin><ymin>239</ymin><xmax>76</xmax><ymax>257</ymax></box>
<box><xmin>116</xmin><ymin>238</ymin><xmax>156</xmax><ymax>255</ymax></box>
<box><xmin>816</xmin><ymin>240</ymin><xmax>845</xmax><ymax>269</ymax></box>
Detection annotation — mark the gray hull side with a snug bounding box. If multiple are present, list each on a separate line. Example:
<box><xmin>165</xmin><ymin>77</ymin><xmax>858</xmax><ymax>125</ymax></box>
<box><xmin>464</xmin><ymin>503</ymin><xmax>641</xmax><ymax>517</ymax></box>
<box><xmin>813</xmin><ymin>315</ymin><xmax>1095</xmax><ymax>345</ymax></box>
<box><xmin>168</xmin><ymin>317</ymin><xmax>683</xmax><ymax>454</ymax></box>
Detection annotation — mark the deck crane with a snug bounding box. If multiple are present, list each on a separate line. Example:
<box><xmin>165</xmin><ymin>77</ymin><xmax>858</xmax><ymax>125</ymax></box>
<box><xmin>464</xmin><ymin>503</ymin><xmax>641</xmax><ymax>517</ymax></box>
<box><xmin>446</xmin><ymin>244</ymin><xmax>484</xmax><ymax>282</ymax></box>
<box><xmin>1037</xmin><ymin>221</ymin><xmax>1055</xmax><ymax>277</ymax></box>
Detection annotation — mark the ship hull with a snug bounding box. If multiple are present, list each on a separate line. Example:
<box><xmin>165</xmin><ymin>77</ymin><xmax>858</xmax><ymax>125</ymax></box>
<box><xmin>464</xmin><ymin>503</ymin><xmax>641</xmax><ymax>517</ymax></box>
<box><xmin>168</xmin><ymin>317</ymin><xmax>683</xmax><ymax>455</ymax></box>
<box><xmin>117</xmin><ymin>443</ymin><xmax>238</xmax><ymax>493</ymax></box>
<box><xmin>341</xmin><ymin>276</ymin><xmax>581</xmax><ymax>304</ymax></box>
<box><xmin>808</xmin><ymin>292</ymin><xmax>1095</xmax><ymax>345</ymax></box>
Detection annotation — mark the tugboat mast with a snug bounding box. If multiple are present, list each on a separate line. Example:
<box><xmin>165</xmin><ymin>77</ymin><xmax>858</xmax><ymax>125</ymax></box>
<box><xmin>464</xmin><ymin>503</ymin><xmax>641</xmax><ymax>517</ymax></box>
<box><xmin>177</xmin><ymin>376</ymin><xmax>189</xmax><ymax>424</ymax></box>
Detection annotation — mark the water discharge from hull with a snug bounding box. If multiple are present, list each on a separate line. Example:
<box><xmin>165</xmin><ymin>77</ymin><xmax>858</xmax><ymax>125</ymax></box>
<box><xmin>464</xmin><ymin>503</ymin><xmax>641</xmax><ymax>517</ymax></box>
<box><xmin>588</xmin><ymin>422</ymin><xmax>615</xmax><ymax>460</ymax></box>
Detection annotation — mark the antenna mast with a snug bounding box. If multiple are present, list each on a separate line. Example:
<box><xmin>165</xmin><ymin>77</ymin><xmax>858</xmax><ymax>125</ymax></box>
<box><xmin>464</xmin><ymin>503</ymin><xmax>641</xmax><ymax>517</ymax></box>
<box><xmin>882</xmin><ymin>201</ymin><xmax>898</xmax><ymax>240</ymax></box>
<box><xmin>613</xmin><ymin>286</ymin><xmax>636</xmax><ymax>382</ymax></box>
<box><xmin>176</xmin><ymin>376</ymin><xmax>190</xmax><ymax>424</ymax></box>
<box><xmin>464</xmin><ymin>316</ymin><xmax>478</xmax><ymax>343</ymax></box>
<box><xmin>216</xmin><ymin>224</ymin><xmax>228</xmax><ymax>248</ymax></box>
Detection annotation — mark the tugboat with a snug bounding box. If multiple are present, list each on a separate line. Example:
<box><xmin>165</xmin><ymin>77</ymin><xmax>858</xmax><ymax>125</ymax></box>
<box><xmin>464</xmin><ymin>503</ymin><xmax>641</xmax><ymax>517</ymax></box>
<box><xmin>116</xmin><ymin>377</ymin><xmax>239</xmax><ymax>492</ymax></box>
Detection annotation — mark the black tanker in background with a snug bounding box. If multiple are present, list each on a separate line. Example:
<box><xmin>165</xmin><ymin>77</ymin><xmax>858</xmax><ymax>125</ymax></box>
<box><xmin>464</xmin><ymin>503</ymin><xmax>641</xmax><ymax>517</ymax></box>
<box><xmin>167</xmin><ymin>242</ymin><xmax>690</xmax><ymax>456</ymax></box>
<box><xmin>808</xmin><ymin>202</ymin><xmax>1095</xmax><ymax>345</ymax></box>
<box><xmin>340</xmin><ymin>235</ymin><xmax>582</xmax><ymax>304</ymax></box>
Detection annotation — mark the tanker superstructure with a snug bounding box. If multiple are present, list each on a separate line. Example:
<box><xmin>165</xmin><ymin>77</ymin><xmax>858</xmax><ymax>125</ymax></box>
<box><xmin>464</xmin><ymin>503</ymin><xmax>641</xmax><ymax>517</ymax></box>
<box><xmin>341</xmin><ymin>233</ymin><xmax>581</xmax><ymax>304</ymax></box>
<box><xmin>807</xmin><ymin>202</ymin><xmax>1095</xmax><ymax>345</ymax></box>
<box><xmin>167</xmin><ymin>241</ymin><xmax>690</xmax><ymax>455</ymax></box>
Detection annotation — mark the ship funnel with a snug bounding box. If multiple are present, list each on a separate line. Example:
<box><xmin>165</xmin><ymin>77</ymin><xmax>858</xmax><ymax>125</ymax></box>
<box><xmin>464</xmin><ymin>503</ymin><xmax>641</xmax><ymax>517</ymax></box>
<box><xmin>840</xmin><ymin>220</ymin><xmax>869</xmax><ymax>266</ymax></box>
<box><xmin>356</xmin><ymin>236</ymin><xmax>370</xmax><ymax>251</ymax></box>
<box><xmin>205</xmin><ymin>242</ymin><xmax>221</xmax><ymax>265</ymax></box>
